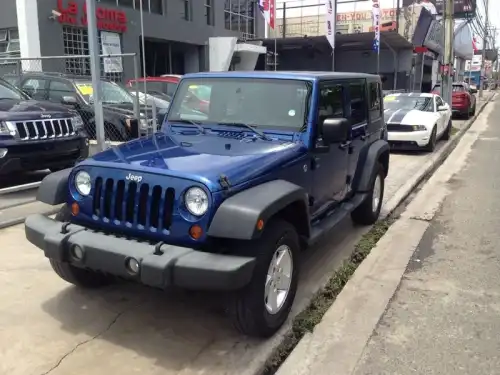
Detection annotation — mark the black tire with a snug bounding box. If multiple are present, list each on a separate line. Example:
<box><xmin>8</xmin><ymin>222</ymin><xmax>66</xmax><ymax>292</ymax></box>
<box><xmin>471</xmin><ymin>104</ymin><xmax>476</xmax><ymax>116</ymax></box>
<box><xmin>351</xmin><ymin>163</ymin><xmax>385</xmax><ymax>225</ymax></box>
<box><xmin>424</xmin><ymin>126</ymin><xmax>437</xmax><ymax>152</ymax></box>
<box><xmin>441</xmin><ymin>120</ymin><xmax>452</xmax><ymax>141</ymax></box>
<box><xmin>49</xmin><ymin>205</ymin><xmax>112</xmax><ymax>289</ymax></box>
<box><xmin>228</xmin><ymin>219</ymin><xmax>300</xmax><ymax>338</ymax></box>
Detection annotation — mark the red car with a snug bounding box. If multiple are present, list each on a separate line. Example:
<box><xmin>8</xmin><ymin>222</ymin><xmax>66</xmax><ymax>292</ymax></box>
<box><xmin>126</xmin><ymin>75</ymin><xmax>210</xmax><ymax>114</ymax></box>
<box><xmin>432</xmin><ymin>82</ymin><xmax>477</xmax><ymax>119</ymax></box>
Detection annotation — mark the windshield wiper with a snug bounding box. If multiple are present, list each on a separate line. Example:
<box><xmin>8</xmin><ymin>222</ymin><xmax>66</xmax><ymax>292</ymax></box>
<box><xmin>218</xmin><ymin>122</ymin><xmax>270</xmax><ymax>140</ymax></box>
<box><xmin>169</xmin><ymin>119</ymin><xmax>206</xmax><ymax>134</ymax></box>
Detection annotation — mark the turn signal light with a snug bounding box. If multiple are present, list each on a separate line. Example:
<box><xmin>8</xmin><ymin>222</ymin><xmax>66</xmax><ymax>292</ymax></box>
<box><xmin>256</xmin><ymin>219</ymin><xmax>264</xmax><ymax>231</ymax></box>
<box><xmin>189</xmin><ymin>225</ymin><xmax>203</xmax><ymax>240</ymax></box>
<box><xmin>71</xmin><ymin>202</ymin><xmax>80</xmax><ymax>216</ymax></box>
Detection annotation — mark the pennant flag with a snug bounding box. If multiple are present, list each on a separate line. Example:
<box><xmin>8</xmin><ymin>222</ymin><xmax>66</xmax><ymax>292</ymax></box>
<box><xmin>258</xmin><ymin>0</ymin><xmax>276</xmax><ymax>30</ymax></box>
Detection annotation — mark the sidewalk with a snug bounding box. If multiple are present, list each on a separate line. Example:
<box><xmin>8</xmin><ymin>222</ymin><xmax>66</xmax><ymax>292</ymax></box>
<box><xmin>275</xmin><ymin>94</ymin><xmax>498</xmax><ymax>375</ymax></box>
<box><xmin>353</xmin><ymin>96</ymin><xmax>500</xmax><ymax>374</ymax></box>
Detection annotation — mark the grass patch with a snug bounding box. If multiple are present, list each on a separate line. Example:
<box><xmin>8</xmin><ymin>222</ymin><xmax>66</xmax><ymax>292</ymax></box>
<box><xmin>263</xmin><ymin>216</ymin><xmax>397</xmax><ymax>375</ymax></box>
<box><xmin>451</xmin><ymin>126</ymin><xmax>459</xmax><ymax>136</ymax></box>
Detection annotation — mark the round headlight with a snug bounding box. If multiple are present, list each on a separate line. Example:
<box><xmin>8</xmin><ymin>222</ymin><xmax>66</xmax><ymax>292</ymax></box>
<box><xmin>75</xmin><ymin>171</ymin><xmax>91</xmax><ymax>196</ymax></box>
<box><xmin>184</xmin><ymin>187</ymin><xmax>209</xmax><ymax>216</ymax></box>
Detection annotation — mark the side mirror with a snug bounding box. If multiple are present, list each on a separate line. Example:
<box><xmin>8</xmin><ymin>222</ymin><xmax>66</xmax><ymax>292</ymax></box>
<box><xmin>62</xmin><ymin>96</ymin><xmax>78</xmax><ymax>107</ymax></box>
<box><xmin>470</xmin><ymin>88</ymin><xmax>478</xmax><ymax>94</ymax></box>
<box><xmin>437</xmin><ymin>104</ymin><xmax>448</xmax><ymax>111</ymax></box>
<box><xmin>322</xmin><ymin>117</ymin><xmax>350</xmax><ymax>143</ymax></box>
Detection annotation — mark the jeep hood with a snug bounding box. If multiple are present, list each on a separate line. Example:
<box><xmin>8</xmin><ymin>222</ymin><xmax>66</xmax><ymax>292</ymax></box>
<box><xmin>0</xmin><ymin>98</ymin><xmax>71</xmax><ymax>121</ymax></box>
<box><xmin>86</xmin><ymin>132</ymin><xmax>306</xmax><ymax>191</ymax></box>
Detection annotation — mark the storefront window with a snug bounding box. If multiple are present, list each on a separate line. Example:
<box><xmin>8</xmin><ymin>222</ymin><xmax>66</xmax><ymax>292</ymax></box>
<box><xmin>0</xmin><ymin>28</ymin><xmax>20</xmax><ymax>58</ymax></box>
<box><xmin>224</xmin><ymin>0</ymin><xmax>255</xmax><ymax>39</ymax></box>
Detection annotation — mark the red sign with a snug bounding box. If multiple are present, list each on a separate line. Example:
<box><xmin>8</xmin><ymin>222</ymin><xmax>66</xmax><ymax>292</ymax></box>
<box><xmin>57</xmin><ymin>0</ymin><xmax>127</xmax><ymax>33</ymax></box>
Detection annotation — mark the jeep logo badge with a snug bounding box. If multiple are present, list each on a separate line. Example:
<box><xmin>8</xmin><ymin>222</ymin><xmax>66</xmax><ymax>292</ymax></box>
<box><xmin>125</xmin><ymin>173</ymin><xmax>143</xmax><ymax>183</ymax></box>
<box><xmin>40</xmin><ymin>114</ymin><xmax>52</xmax><ymax>119</ymax></box>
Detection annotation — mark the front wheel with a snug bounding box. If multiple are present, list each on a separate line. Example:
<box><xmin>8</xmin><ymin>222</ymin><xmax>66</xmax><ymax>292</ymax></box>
<box><xmin>351</xmin><ymin>163</ymin><xmax>385</xmax><ymax>225</ymax></box>
<box><xmin>423</xmin><ymin>126</ymin><xmax>437</xmax><ymax>152</ymax></box>
<box><xmin>228</xmin><ymin>219</ymin><xmax>300</xmax><ymax>338</ymax></box>
<box><xmin>441</xmin><ymin>120</ymin><xmax>452</xmax><ymax>141</ymax></box>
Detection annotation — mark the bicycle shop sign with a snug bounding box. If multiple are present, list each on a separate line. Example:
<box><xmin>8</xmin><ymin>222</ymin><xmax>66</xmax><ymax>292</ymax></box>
<box><xmin>56</xmin><ymin>0</ymin><xmax>128</xmax><ymax>33</ymax></box>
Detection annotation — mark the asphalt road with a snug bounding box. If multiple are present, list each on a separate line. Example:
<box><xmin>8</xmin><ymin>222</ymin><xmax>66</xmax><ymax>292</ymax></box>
<box><xmin>0</xmin><ymin>116</ymin><xmax>472</xmax><ymax>375</ymax></box>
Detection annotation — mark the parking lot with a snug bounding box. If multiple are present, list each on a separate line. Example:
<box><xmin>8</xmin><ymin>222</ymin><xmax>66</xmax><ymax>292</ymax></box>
<box><xmin>0</xmin><ymin>116</ymin><xmax>471</xmax><ymax>375</ymax></box>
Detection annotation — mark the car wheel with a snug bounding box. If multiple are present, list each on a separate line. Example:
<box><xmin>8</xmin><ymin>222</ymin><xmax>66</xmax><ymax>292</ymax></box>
<box><xmin>49</xmin><ymin>205</ymin><xmax>113</xmax><ymax>289</ymax></box>
<box><xmin>471</xmin><ymin>105</ymin><xmax>476</xmax><ymax>116</ymax></box>
<box><xmin>351</xmin><ymin>162</ymin><xmax>385</xmax><ymax>225</ymax></box>
<box><xmin>228</xmin><ymin>219</ymin><xmax>300</xmax><ymax>338</ymax></box>
<box><xmin>424</xmin><ymin>126</ymin><xmax>437</xmax><ymax>152</ymax></box>
<box><xmin>441</xmin><ymin>120</ymin><xmax>452</xmax><ymax>141</ymax></box>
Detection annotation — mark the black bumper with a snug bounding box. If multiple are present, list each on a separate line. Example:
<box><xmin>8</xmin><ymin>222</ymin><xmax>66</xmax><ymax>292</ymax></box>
<box><xmin>25</xmin><ymin>214</ymin><xmax>256</xmax><ymax>291</ymax></box>
<box><xmin>0</xmin><ymin>136</ymin><xmax>89</xmax><ymax>174</ymax></box>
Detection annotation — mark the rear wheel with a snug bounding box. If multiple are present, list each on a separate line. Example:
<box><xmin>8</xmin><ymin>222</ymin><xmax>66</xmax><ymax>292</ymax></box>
<box><xmin>228</xmin><ymin>219</ymin><xmax>300</xmax><ymax>338</ymax></box>
<box><xmin>351</xmin><ymin>163</ymin><xmax>385</xmax><ymax>225</ymax></box>
<box><xmin>49</xmin><ymin>205</ymin><xmax>113</xmax><ymax>289</ymax></box>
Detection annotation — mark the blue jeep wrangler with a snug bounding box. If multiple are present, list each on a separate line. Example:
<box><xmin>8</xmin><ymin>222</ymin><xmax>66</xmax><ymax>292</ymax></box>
<box><xmin>25</xmin><ymin>71</ymin><xmax>389</xmax><ymax>338</ymax></box>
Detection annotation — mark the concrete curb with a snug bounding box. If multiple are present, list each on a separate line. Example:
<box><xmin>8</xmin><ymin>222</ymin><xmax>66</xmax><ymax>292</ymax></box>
<box><xmin>273</xmin><ymin>92</ymin><xmax>495</xmax><ymax>375</ymax></box>
<box><xmin>0</xmin><ymin>206</ymin><xmax>61</xmax><ymax>230</ymax></box>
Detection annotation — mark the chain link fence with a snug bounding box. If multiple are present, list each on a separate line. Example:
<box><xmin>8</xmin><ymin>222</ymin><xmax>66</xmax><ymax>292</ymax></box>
<box><xmin>0</xmin><ymin>54</ymin><xmax>159</xmax><ymax>148</ymax></box>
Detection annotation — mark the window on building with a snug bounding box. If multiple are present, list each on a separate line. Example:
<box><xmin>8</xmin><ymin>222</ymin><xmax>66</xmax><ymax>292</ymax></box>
<box><xmin>224</xmin><ymin>0</ymin><xmax>256</xmax><ymax>39</ymax></box>
<box><xmin>0</xmin><ymin>28</ymin><xmax>20</xmax><ymax>58</ymax></box>
<box><xmin>205</xmin><ymin>0</ymin><xmax>214</xmax><ymax>25</ymax></box>
<box><xmin>62</xmin><ymin>26</ymin><xmax>123</xmax><ymax>82</ymax></box>
<box><xmin>99</xmin><ymin>0</ymin><xmax>163</xmax><ymax>15</ymax></box>
<box><xmin>181</xmin><ymin>0</ymin><xmax>192</xmax><ymax>21</ymax></box>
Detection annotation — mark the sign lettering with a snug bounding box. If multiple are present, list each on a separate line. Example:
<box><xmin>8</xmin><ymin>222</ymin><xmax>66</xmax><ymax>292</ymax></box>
<box><xmin>56</xmin><ymin>0</ymin><xmax>128</xmax><ymax>33</ymax></box>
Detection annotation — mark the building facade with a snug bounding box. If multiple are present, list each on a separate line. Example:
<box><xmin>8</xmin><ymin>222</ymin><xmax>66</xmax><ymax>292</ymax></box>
<box><xmin>0</xmin><ymin>0</ymin><xmax>265</xmax><ymax>81</ymax></box>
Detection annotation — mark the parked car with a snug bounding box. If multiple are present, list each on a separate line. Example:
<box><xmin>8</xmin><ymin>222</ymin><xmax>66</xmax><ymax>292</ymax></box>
<box><xmin>6</xmin><ymin>72</ymin><xmax>154</xmax><ymax>141</ymax></box>
<box><xmin>25</xmin><ymin>71</ymin><xmax>389</xmax><ymax>338</ymax></box>
<box><xmin>127</xmin><ymin>75</ymin><xmax>210</xmax><ymax>114</ymax></box>
<box><xmin>0</xmin><ymin>77</ymin><xmax>88</xmax><ymax>175</ymax></box>
<box><xmin>384</xmin><ymin>92</ymin><xmax>452</xmax><ymax>152</ymax></box>
<box><xmin>126</xmin><ymin>88</ymin><xmax>170</xmax><ymax>128</ymax></box>
<box><xmin>432</xmin><ymin>82</ymin><xmax>476</xmax><ymax>119</ymax></box>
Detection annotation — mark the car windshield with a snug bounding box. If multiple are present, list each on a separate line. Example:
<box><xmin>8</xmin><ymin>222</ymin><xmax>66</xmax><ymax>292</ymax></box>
<box><xmin>0</xmin><ymin>79</ymin><xmax>25</xmax><ymax>100</ymax></box>
<box><xmin>384</xmin><ymin>95</ymin><xmax>432</xmax><ymax>111</ymax></box>
<box><xmin>75</xmin><ymin>80</ymin><xmax>134</xmax><ymax>105</ymax></box>
<box><xmin>167</xmin><ymin>78</ymin><xmax>311</xmax><ymax>130</ymax></box>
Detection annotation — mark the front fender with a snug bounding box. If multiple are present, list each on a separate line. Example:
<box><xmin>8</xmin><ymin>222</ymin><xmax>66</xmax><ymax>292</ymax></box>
<box><xmin>36</xmin><ymin>168</ymin><xmax>71</xmax><ymax>205</ymax></box>
<box><xmin>207</xmin><ymin>180</ymin><xmax>309</xmax><ymax>240</ymax></box>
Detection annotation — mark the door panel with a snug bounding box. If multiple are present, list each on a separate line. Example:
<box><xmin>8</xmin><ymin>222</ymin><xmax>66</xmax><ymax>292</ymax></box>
<box><xmin>311</xmin><ymin>81</ymin><xmax>349</xmax><ymax>216</ymax></box>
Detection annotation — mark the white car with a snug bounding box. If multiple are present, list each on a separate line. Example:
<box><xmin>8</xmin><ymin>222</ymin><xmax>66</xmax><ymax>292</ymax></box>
<box><xmin>384</xmin><ymin>93</ymin><xmax>452</xmax><ymax>152</ymax></box>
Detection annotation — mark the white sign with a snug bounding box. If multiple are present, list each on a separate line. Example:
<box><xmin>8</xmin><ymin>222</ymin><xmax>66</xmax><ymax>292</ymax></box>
<box><xmin>101</xmin><ymin>31</ymin><xmax>123</xmax><ymax>73</ymax></box>
<box><xmin>325</xmin><ymin>0</ymin><xmax>335</xmax><ymax>50</ymax></box>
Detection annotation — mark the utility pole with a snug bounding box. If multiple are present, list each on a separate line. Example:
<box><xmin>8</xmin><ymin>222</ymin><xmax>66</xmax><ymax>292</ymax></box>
<box><xmin>479</xmin><ymin>0</ymin><xmax>489</xmax><ymax>98</ymax></box>
<box><xmin>441</xmin><ymin>0</ymin><xmax>454</xmax><ymax>105</ymax></box>
<box><xmin>86</xmin><ymin>0</ymin><xmax>105</xmax><ymax>151</ymax></box>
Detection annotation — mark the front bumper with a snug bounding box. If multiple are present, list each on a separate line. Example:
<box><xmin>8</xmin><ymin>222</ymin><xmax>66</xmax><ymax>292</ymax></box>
<box><xmin>388</xmin><ymin>130</ymin><xmax>431</xmax><ymax>148</ymax></box>
<box><xmin>0</xmin><ymin>136</ymin><xmax>88</xmax><ymax>174</ymax></box>
<box><xmin>25</xmin><ymin>214</ymin><xmax>255</xmax><ymax>291</ymax></box>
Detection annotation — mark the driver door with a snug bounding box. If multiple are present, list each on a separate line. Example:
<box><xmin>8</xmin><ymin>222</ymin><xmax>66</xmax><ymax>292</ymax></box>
<box><xmin>310</xmin><ymin>81</ymin><xmax>349</xmax><ymax>216</ymax></box>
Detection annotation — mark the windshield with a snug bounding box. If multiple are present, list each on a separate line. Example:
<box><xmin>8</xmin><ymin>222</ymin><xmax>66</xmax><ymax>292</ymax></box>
<box><xmin>75</xmin><ymin>80</ymin><xmax>134</xmax><ymax>105</ymax></box>
<box><xmin>167</xmin><ymin>78</ymin><xmax>311</xmax><ymax>130</ymax></box>
<box><xmin>0</xmin><ymin>79</ymin><xmax>25</xmax><ymax>100</ymax></box>
<box><xmin>384</xmin><ymin>95</ymin><xmax>432</xmax><ymax>111</ymax></box>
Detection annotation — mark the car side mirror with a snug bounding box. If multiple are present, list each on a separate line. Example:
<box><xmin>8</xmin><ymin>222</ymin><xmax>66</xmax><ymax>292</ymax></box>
<box><xmin>62</xmin><ymin>95</ymin><xmax>78</xmax><ymax>107</ymax></box>
<box><xmin>470</xmin><ymin>88</ymin><xmax>478</xmax><ymax>94</ymax></box>
<box><xmin>437</xmin><ymin>104</ymin><xmax>448</xmax><ymax>111</ymax></box>
<box><xmin>322</xmin><ymin>117</ymin><xmax>350</xmax><ymax>143</ymax></box>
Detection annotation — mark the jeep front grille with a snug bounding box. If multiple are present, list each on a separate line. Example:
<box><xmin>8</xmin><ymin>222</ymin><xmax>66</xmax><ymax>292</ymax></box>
<box><xmin>92</xmin><ymin>177</ymin><xmax>175</xmax><ymax>231</ymax></box>
<box><xmin>14</xmin><ymin>118</ymin><xmax>75</xmax><ymax>140</ymax></box>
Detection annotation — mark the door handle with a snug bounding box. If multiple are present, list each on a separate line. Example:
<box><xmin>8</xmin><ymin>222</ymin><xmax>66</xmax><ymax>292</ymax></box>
<box><xmin>339</xmin><ymin>141</ymin><xmax>351</xmax><ymax>150</ymax></box>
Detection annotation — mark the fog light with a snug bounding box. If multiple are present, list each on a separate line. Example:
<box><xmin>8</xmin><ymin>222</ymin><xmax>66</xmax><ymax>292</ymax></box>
<box><xmin>71</xmin><ymin>245</ymin><xmax>84</xmax><ymax>260</ymax></box>
<box><xmin>126</xmin><ymin>258</ymin><xmax>140</xmax><ymax>274</ymax></box>
<box><xmin>0</xmin><ymin>148</ymin><xmax>7</xmax><ymax>158</ymax></box>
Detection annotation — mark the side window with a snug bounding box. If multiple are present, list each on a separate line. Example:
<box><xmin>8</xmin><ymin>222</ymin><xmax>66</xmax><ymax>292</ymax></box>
<box><xmin>368</xmin><ymin>82</ymin><xmax>381</xmax><ymax>111</ymax></box>
<box><xmin>435</xmin><ymin>96</ymin><xmax>443</xmax><ymax>111</ymax></box>
<box><xmin>349</xmin><ymin>81</ymin><xmax>368</xmax><ymax>126</ymax></box>
<box><xmin>21</xmin><ymin>78</ymin><xmax>47</xmax><ymax>100</ymax></box>
<box><xmin>48</xmin><ymin>80</ymin><xmax>76</xmax><ymax>102</ymax></box>
<box><xmin>317</xmin><ymin>83</ymin><xmax>344</xmax><ymax>128</ymax></box>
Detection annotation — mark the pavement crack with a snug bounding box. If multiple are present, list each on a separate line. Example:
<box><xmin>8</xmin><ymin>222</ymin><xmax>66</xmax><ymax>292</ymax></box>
<box><xmin>409</xmin><ymin>216</ymin><xmax>432</xmax><ymax>222</ymax></box>
<box><xmin>40</xmin><ymin>310</ymin><xmax>126</xmax><ymax>375</ymax></box>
